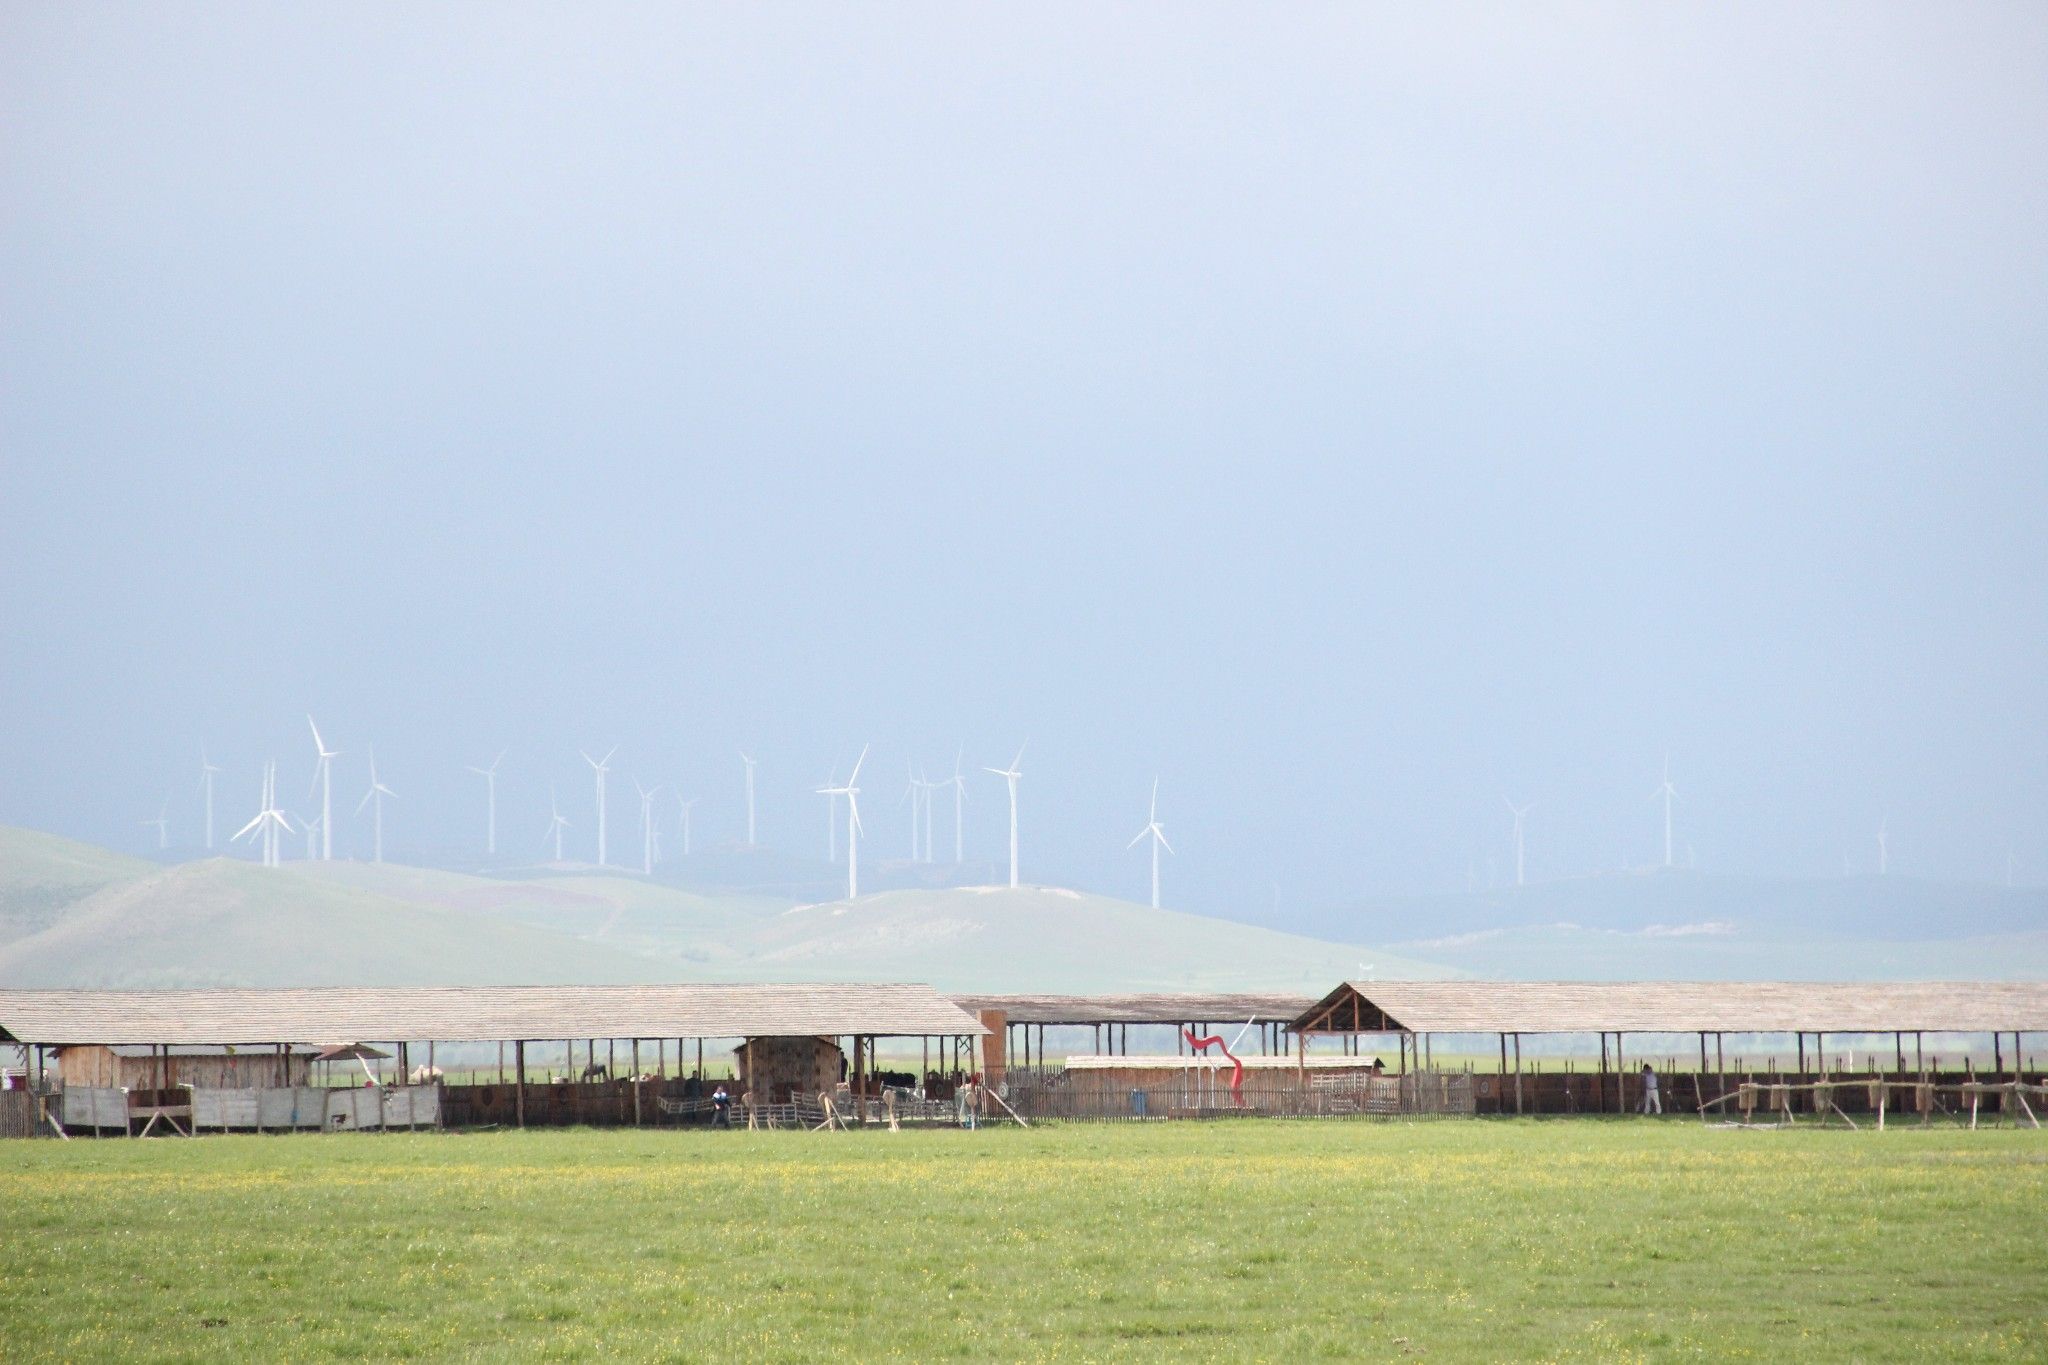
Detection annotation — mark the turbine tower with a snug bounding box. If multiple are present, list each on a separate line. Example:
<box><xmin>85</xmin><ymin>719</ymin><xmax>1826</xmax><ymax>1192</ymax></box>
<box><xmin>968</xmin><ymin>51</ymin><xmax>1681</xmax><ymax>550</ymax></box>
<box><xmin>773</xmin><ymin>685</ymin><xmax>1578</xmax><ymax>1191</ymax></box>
<box><xmin>306</xmin><ymin>715</ymin><xmax>338</xmax><ymax>861</ymax></box>
<box><xmin>901</xmin><ymin>766</ymin><xmax>924</xmax><ymax>860</ymax></box>
<box><xmin>1504</xmin><ymin>798</ymin><xmax>1533</xmax><ymax>888</ymax></box>
<box><xmin>581</xmin><ymin>747</ymin><xmax>616</xmax><ymax>866</ymax></box>
<box><xmin>543</xmin><ymin>788</ymin><xmax>569</xmax><ymax>862</ymax></box>
<box><xmin>633</xmin><ymin>778</ymin><xmax>659</xmax><ymax>875</ymax></box>
<box><xmin>199</xmin><ymin>748</ymin><xmax>222</xmax><ymax>850</ymax></box>
<box><xmin>1652</xmin><ymin>756</ymin><xmax>1677</xmax><ymax>869</ymax></box>
<box><xmin>817</xmin><ymin>745</ymin><xmax>867</xmax><ymax>900</ymax></box>
<box><xmin>820</xmin><ymin>764</ymin><xmax>840</xmax><ymax>862</ymax></box>
<box><xmin>677</xmin><ymin>796</ymin><xmax>698</xmax><ymax>857</ymax></box>
<box><xmin>468</xmin><ymin>749</ymin><xmax>506</xmax><ymax>857</ymax></box>
<box><xmin>939</xmin><ymin>747</ymin><xmax>967</xmax><ymax>864</ymax></box>
<box><xmin>1127</xmin><ymin>778</ymin><xmax>1173</xmax><ymax>909</ymax></box>
<box><xmin>740</xmin><ymin>752</ymin><xmax>758</xmax><ymax>846</ymax></box>
<box><xmin>984</xmin><ymin>746</ymin><xmax>1025</xmax><ymax>889</ymax></box>
<box><xmin>141</xmin><ymin>799</ymin><xmax>169</xmax><ymax>851</ymax></box>
<box><xmin>356</xmin><ymin>746</ymin><xmax>396</xmax><ymax>864</ymax></box>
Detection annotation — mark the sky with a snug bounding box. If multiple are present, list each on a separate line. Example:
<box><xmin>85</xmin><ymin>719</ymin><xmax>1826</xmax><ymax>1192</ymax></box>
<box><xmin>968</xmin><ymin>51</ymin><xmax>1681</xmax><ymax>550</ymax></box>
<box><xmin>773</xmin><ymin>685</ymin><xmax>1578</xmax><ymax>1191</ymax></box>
<box><xmin>2</xmin><ymin>5</ymin><xmax>2044</xmax><ymax>919</ymax></box>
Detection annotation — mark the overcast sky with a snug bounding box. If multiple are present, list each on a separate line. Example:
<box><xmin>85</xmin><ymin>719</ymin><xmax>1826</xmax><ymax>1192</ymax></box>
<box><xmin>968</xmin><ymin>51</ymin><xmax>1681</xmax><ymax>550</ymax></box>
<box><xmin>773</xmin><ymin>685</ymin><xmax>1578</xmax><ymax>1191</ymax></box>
<box><xmin>3</xmin><ymin>5</ymin><xmax>2043</xmax><ymax>917</ymax></box>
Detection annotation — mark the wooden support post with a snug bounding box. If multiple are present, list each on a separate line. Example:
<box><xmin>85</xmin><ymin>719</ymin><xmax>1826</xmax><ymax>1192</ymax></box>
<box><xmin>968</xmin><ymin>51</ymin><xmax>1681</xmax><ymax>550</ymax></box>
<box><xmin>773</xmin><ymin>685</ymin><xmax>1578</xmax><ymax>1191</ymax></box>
<box><xmin>514</xmin><ymin>1041</ymin><xmax>526</xmax><ymax>1128</ymax></box>
<box><xmin>1498</xmin><ymin>1033</ymin><xmax>1508</xmax><ymax>1114</ymax></box>
<box><xmin>1599</xmin><ymin>1030</ymin><xmax>1609</xmax><ymax>1111</ymax></box>
<box><xmin>1616</xmin><ymin>1033</ymin><xmax>1626</xmax><ymax>1114</ymax></box>
<box><xmin>1513</xmin><ymin>1033</ymin><xmax>1524</xmax><ymax>1115</ymax></box>
<box><xmin>854</xmin><ymin>1033</ymin><xmax>866</xmax><ymax>1121</ymax></box>
<box><xmin>1796</xmin><ymin>1032</ymin><xmax>1806</xmax><ymax>1075</ymax></box>
<box><xmin>632</xmin><ymin>1040</ymin><xmax>642</xmax><ymax>1126</ymax></box>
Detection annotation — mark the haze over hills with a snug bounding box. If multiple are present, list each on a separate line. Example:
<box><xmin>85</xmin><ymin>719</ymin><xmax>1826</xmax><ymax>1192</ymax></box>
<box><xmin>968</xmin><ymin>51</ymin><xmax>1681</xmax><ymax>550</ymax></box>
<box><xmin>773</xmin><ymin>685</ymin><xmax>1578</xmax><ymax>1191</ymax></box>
<box><xmin>2</xmin><ymin>826</ymin><xmax>2041</xmax><ymax>991</ymax></box>
<box><xmin>1312</xmin><ymin>869</ymin><xmax>2048</xmax><ymax>981</ymax></box>
<box><xmin>0</xmin><ymin>826</ymin><xmax>155</xmax><ymax>945</ymax></box>
<box><xmin>0</xmin><ymin>826</ymin><xmax>1448</xmax><ymax>993</ymax></box>
<box><xmin>0</xmin><ymin>857</ymin><xmax>689</xmax><ymax>989</ymax></box>
<box><xmin>746</xmin><ymin>887</ymin><xmax>1453</xmax><ymax>994</ymax></box>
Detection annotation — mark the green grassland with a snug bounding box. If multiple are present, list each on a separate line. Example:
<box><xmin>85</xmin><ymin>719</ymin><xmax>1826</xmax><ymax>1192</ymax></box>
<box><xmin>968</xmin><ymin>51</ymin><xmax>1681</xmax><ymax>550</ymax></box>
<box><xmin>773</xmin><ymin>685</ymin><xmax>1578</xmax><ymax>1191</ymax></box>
<box><xmin>2</xmin><ymin>1123</ymin><xmax>2043</xmax><ymax>1361</ymax></box>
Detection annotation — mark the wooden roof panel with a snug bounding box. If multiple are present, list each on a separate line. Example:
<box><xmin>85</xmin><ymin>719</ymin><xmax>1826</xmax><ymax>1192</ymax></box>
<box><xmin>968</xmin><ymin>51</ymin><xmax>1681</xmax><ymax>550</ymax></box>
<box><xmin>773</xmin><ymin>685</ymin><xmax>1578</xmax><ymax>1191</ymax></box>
<box><xmin>0</xmin><ymin>984</ymin><xmax>987</xmax><ymax>1046</ymax></box>
<box><xmin>1291</xmin><ymin>980</ymin><xmax>2048</xmax><ymax>1035</ymax></box>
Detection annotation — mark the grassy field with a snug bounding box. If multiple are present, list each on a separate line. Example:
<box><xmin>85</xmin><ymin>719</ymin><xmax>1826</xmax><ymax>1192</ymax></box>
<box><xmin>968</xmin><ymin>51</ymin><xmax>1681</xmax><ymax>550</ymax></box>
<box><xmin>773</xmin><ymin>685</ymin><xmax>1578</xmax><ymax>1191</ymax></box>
<box><xmin>2</xmin><ymin>1122</ymin><xmax>2044</xmax><ymax>1361</ymax></box>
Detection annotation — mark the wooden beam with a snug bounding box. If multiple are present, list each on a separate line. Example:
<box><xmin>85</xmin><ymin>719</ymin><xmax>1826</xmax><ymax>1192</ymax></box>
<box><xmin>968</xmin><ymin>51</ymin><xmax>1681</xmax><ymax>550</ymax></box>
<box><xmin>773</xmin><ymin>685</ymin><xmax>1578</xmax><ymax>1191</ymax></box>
<box><xmin>514</xmin><ymin>1041</ymin><xmax>526</xmax><ymax>1129</ymax></box>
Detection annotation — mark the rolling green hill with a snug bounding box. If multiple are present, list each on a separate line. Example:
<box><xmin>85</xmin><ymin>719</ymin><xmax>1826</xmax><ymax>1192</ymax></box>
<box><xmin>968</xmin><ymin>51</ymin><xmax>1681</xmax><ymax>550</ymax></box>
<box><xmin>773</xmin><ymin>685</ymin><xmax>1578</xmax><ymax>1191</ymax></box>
<box><xmin>745</xmin><ymin>885</ymin><xmax>1457</xmax><ymax>993</ymax></box>
<box><xmin>0</xmin><ymin>826</ymin><xmax>155</xmax><ymax>947</ymax></box>
<box><xmin>0</xmin><ymin>859</ymin><xmax>691</xmax><ymax>988</ymax></box>
<box><xmin>0</xmin><ymin>827</ymin><xmax>1450</xmax><ymax>991</ymax></box>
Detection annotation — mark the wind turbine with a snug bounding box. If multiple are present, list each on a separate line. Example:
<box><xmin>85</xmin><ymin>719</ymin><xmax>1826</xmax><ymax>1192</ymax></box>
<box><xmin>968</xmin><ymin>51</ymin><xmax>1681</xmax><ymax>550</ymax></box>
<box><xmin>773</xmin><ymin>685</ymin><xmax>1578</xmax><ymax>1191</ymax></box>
<box><xmin>356</xmin><ymin>746</ymin><xmax>396</xmax><ymax>864</ymax></box>
<box><xmin>141</xmin><ymin>799</ymin><xmax>169</xmax><ymax>852</ymax></box>
<box><xmin>677</xmin><ymin>796</ymin><xmax>698</xmax><ymax>857</ymax></box>
<box><xmin>919</xmin><ymin>770</ymin><xmax>936</xmax><ymax>863</ymax></box>
<box><xmin>543</xmin><ymin>788</ymin><xmax>569</xmax><ymax>862</ymax></box>
<box><xmin>232</xmin><ymin>762</ymin><xmax>293</xmax><ymax>868</ymax></box>
<box><xmin>633</xmin><ymin>778</ymin><xmax>659</xmax><ymax>875</ymax></box>
<box><xmin>901</xmin><ymin>765</ymin><xmax>923</xmax><ymax>860</ymax></box>
<box><xmin>581</xmin><ymin>747</ymin><xmax>616</xmax><ymax>866</ymax></box>
<box><xmin>740</xmin><ymin>752</ymin><xmax>758</xmax><ymax>846</ymax></box>
<box><xmin>199</xmin><ymin>748</ymin><xmax>222</xmax><ymax>850</ymax></box>
<box><xmin>1652</xmin><ymin>756</ymin><xmax>1677</xmax><ymax>869</ymax></box>
<box><xmin>468</xmin><ymin>749</ymin><xmax>506</xmax><ymax>857</ymax></box>
<box><xmin>1127</xmin><ymin>778</ymin><xmax>1173</xmax><ymax>909</ymax></box>
<box><xmin>817</xmin><ymin>745</ymin><xmax>867</xmax><ymax>900</ymax></box>
<box><xmin>1877</xmin><ymin>818</ymin><xmax>1889</xmax><ymax>876</ymax></box>
<box><xmin>306</xmin><ymin>715</ymin><xmax>337</xmax><ymax>860</ymax></box>
<box><xmin>1504</xmin><ymin>797</ymin><xmax>1533</xmax><ymax>888</ymax></box>
<box><xmin>938</xmin><ymin>746</ymin><xmax>967</xmax><ymax>864</ymax></box>
<box><xmin>984</xmin><ymin>746</ymin><xmax>1025</xmax><ymax>889</ymax></box>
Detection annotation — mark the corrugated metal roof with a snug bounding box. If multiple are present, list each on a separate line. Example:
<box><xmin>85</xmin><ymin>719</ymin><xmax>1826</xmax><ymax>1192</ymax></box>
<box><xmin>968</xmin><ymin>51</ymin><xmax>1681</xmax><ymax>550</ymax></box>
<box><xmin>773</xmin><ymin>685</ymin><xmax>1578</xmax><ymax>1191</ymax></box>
<box><xmin>955</xmin><ymin>993</ymin><xmax>1316</xmax><ymax>1025</ymax></box>
<box><xmin>1292</xmin><ymin>980</ymin><xmax>2048</xmax><ymax>1035</ymax></box>
<box><xmin>0</xmin><ymin>984</ymin><xmax>988</xmax><ymax>1046</ymax></box>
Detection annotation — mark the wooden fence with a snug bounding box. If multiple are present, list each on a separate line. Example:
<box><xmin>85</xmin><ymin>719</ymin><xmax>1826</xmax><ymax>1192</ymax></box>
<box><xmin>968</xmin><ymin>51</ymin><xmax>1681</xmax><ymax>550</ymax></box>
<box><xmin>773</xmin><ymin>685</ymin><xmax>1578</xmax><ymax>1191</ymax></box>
<box><xmin>1000</xmin><ymin>1067</ymin><xmax>1477</xmax><ymax>1121</ymax></box>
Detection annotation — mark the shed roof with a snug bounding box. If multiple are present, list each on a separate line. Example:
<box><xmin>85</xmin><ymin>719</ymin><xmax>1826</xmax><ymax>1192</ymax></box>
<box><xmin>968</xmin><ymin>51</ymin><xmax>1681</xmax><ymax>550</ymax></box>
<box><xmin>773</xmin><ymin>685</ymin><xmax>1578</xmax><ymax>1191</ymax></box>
<box><xmin>1292</xmin><ymin>981</ymin><xmax>2048</xmax><ymax>1036</ymax></box>
<box><xmin>0</xmin><ymin>984</ymin><xmax>987</xmax><ymax>1047</ymax></box>
<box><xmin>954</xmin><ymin>992</ymin><xmax>1316</xmax><ymax>1025</ymax></box>
<box><xmin>1062</xmin><ymin>1053</ymin><xmax>1382</xmax><ymax>1071</ymax></box>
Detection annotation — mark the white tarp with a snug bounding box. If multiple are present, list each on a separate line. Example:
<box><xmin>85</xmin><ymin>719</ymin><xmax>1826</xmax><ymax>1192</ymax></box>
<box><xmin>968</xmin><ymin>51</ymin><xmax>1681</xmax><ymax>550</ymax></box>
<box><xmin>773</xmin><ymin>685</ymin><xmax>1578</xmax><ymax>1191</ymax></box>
<box><xmin>61</xmin><ymin>1086</ymin><xmax>129</xmax><ymax>1130</ymax></box>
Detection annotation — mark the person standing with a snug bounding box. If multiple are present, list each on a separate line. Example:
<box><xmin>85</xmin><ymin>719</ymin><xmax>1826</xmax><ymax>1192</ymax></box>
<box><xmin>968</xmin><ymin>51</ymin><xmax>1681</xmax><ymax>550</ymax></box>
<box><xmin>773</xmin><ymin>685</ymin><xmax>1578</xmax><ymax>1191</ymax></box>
<box><xmin>1638</xmin><ymin>1062</ymin><xmax>1662</xmax><ymax>1115</ymax></box>
<box><xmin>711</xmin><ymin>1082</ymin><xmax>731</xmax><ymax>1128</ymax></box>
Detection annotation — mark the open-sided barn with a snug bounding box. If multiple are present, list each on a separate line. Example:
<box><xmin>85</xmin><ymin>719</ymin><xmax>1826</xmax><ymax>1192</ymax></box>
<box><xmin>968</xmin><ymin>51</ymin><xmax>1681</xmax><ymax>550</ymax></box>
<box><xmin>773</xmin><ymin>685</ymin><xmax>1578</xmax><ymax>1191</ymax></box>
<box><xmin>0</xmin><ymin>984</ymin><xmax>987</xmax><ymax>1136</ymax></box>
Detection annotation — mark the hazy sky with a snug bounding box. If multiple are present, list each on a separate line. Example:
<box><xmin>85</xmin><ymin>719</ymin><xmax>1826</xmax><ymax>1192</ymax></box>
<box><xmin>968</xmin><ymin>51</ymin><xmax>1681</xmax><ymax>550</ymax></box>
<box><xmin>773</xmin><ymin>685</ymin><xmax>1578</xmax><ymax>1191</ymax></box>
<box><xmin>3</xmin><ymin>6</ymin><xmax>2044</xmax><ymax>917</ymax></box>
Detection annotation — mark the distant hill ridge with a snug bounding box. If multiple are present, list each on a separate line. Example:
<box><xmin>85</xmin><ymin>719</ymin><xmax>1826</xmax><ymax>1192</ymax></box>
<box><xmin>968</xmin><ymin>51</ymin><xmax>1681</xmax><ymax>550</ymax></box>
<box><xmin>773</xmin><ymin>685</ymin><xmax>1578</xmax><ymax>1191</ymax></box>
<box><xmin>0</xmin><ymin>825</ymin><xmax>1447</xmax><ymax>992</ymax></box>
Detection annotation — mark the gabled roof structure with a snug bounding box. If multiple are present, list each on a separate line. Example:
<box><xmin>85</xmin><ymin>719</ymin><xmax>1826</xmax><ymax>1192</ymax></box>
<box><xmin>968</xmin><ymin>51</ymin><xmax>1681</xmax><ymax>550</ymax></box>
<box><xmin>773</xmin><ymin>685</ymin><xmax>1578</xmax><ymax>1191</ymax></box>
<box><xmin>1292</xmin><ymin>981</ymin><xmax>2048</xmax><ymax>1036</ymax></box>
<box><xmin>0</xmin><ymin>984</ymin><xmax>987</xmax><ymax>1047</ymax></box>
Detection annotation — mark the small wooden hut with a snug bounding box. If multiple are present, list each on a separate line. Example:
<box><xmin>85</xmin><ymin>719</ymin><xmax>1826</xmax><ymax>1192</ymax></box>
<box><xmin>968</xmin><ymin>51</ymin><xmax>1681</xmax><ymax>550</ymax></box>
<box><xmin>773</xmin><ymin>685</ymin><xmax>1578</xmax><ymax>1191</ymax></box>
<box><xmin>735</xmin><ymin>1036</ymin><xmax>845</xmax><ymax>1104</ymax></box>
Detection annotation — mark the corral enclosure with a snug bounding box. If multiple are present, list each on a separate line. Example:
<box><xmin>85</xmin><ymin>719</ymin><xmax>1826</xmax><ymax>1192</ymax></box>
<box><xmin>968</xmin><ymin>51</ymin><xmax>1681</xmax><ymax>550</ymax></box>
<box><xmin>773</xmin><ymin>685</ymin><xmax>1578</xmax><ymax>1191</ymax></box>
<box><xmin>4</xmin><ymin>980</ymin><xmax>2045</xmax><ymax>1135</ymax></box>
